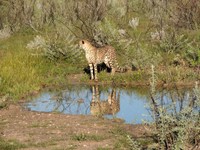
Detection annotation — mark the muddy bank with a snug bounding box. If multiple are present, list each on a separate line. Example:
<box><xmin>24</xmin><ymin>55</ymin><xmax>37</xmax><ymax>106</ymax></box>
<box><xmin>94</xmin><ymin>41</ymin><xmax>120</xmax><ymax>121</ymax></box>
<box><xmin>67</xmin><ymin>73</ymin><xmax>198</xmax><ymax>87</ymax></box>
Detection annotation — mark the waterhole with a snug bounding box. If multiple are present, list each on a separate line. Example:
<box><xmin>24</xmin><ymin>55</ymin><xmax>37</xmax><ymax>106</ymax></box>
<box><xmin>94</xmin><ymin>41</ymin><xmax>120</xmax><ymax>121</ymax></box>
<box><xmin>24</xmin><ymin>84</ymin><xmax>195</xmax><ymax>124</ymax></box>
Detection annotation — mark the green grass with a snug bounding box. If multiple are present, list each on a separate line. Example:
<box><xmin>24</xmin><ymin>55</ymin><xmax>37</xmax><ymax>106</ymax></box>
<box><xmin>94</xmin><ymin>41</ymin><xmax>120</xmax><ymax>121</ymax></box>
<box><xmin>81</xmin><ymin>69</ymin><xmax>150</xmax><ymax>84</ymax></box>
<box><xmin>0</xmin><ymin>138</ymin><xmax>26</xmax><ymax>150</ymax></box>
<box><xmin>109</xmin><ymin>127</ymin><xmax>155</xmax><ymax>149</ymax></box>
<box><xmin>28</xmin><ymin>140</ymin><xmax>57</xmax><ymax>148</ymax></box>
<box><xmin>71</xmin><ymin>133</ymin><xmax>105</xmax><ymax>142</ymax></box>
<box><xmin>0</xmin><ymin>32</ymin><xmax>82</xmax><ymax>100</ymax></box>
<box><xmin>109</xmin><ymin>128</ymin><xmax>138</xmax><ymax>150</ymax></box>
<box><xmin>99</xmin><ymin>65</ymin><xmax>198</xmax><ymax>86</ymax></box>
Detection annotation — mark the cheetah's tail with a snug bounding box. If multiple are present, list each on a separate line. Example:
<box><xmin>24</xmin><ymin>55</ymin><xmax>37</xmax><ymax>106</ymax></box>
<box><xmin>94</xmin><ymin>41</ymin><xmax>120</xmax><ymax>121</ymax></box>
<box><xmin>116</xmin><ymin>64</ymin><xmax>135</xmax><ymax>73</ymax></box>
<box><xmin>115</xmin><ymin>63</ymin><xmax>128</xmax><ymax>73</ymax></box>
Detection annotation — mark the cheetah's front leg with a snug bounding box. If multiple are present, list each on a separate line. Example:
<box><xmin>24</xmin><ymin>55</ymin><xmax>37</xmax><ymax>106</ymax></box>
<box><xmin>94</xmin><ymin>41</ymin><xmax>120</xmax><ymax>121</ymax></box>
<box><xmin>89</xmin><ymin>63</ymin><xmax>94</xmax><ymax>80</ymax></box>
<box><xmin>94</xmin><ymin>63</ymin><xmax>98</xmax><ymax>81</ymax></box>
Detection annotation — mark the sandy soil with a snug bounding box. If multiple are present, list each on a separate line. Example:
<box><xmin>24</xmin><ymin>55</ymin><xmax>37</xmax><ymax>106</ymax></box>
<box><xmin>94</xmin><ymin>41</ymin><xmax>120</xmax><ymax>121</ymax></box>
<box><xmin>0</xmin><ymin>104</ymin><xmax>151</xmax><ymax>150</ymax></box>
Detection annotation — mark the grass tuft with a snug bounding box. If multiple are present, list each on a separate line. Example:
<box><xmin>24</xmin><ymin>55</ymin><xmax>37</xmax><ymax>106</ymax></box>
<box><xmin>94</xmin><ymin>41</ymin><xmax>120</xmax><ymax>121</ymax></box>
<box><xmin>71</xmin><ymin>133</ymin><xmax>105</xmax><ymax>142</ymax></box>
<box><xmin>0</xmin><ymin>138</ymin><xmax>26</xmax><ymax>150</ymax></box>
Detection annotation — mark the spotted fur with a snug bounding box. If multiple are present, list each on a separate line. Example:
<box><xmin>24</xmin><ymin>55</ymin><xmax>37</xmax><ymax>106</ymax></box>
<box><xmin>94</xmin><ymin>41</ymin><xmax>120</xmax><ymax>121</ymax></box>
<box><xmin>79</xmin><ymin>39</ymin><xmax>126</xmax><ymax>80</ymax></box>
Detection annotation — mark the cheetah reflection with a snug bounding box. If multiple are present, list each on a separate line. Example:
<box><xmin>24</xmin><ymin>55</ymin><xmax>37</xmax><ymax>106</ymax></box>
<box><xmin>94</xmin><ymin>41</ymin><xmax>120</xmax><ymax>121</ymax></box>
<box><xmin>90</xmin><ymin>85</ymin><xmax>120</xmax><ymax>116</ymax></box>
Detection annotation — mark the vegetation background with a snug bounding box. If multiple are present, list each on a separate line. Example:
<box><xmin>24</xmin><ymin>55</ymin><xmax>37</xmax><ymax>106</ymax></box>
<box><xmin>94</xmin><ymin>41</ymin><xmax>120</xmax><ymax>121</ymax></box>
<box><xmin>0</xmin><ymin>0</ymin><xmax>200</xmax><ymax>99</ymax></box>
<box><xmin>0</xmin><ymin>0</ymin><xmax>199</xmax><ymax>149</ymax></box>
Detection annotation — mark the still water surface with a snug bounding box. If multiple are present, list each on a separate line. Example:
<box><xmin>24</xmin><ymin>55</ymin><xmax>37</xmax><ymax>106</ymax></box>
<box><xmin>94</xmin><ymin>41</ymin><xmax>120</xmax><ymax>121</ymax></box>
<box><xmin>24</xmin><ymin>85</ymin><xmax>192</xmax><ymax>124</ymax></box>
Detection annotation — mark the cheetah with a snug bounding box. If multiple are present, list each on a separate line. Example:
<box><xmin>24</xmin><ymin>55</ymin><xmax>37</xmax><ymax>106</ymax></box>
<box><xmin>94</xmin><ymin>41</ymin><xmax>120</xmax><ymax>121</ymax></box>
<box><xmin>79</xmin><ymin>39</ymin><xmax>126</xmax><ymax>80</ymax></box>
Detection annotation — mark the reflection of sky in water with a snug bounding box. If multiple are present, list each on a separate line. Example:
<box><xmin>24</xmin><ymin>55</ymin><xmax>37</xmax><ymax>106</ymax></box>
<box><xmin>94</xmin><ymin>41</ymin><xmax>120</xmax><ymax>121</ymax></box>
<box><xmin>105</xmin><ymin>90</ymin><xmax>151</xmax><ymax>124</ymax></box>
<box><xmin>24</xmin><ymin>86</ymin><xmax>192</xmax><ymax>124</ymax></box>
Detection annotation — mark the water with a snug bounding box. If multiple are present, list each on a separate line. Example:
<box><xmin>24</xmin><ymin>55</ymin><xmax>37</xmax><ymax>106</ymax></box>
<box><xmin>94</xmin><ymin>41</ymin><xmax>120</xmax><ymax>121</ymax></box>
<box><xmin>24</xmin><ymin>85</ymin><xmax>196</xmax><ymax>124</ymax></box>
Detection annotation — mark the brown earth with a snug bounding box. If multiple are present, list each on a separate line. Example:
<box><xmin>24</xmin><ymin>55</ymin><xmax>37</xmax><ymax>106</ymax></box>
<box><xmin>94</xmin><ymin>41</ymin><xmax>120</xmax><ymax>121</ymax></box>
<box><xmin>0</xmin><ymin>104</ymin><xmax>152</xmax><ymax>150</ymax></box>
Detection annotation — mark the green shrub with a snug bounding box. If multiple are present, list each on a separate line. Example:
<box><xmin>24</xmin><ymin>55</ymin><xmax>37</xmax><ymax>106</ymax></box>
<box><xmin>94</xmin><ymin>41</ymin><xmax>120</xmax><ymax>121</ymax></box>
<box><xmin>149</xmin><ymin>66</ymin><xmax>200</xmax><ymax>149</ymax></box>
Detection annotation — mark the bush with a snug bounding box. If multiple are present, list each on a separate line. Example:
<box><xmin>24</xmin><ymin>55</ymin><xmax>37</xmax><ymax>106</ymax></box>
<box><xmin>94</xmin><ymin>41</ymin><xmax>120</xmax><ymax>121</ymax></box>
<box><xmin>149</xmin><ymin>66</ymin><xmax>200</xmax><ymax>149</ymax></box>
<box><xmin>26</xmin><ymin>27</ymin><xmax>85</xmax><ymax>63</ymax></box>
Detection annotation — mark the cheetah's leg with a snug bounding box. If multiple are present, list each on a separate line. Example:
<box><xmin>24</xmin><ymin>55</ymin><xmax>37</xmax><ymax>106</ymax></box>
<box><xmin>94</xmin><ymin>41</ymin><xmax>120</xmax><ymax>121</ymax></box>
<box><xmin>111</xmin><ymin>68</ymin><xmax>116</xmax><ymax>75</ymax></box>
<box><xmin>95</xmin><ymin>85</ymin><xmax>100</xmax><ymax>100</ymax></box>
<box><xmin>104</xmin><ymin>62</ymin><xmax>111</xmax><ymax>68</ymax></box>
<box><xmin>94</xmin><ymin>63</ymin><xmax>98</xmax><ymax>81</ymax></box>
<box><xmin>89</xmin><ymin>63</ymin><xmax>94</xmax><ymax>80</ymax></box>
<box><xmin>91</xmin><ymin>85</ymin><xmax>95</xmax><ymax>102</ymax></box>
<box><xmin>109</xmin><ymin>62</ymin><xmax>116</xmax><ymax>75</ymax></box>
<box><xmin>104</xmin><ymin>57</ymin><xmax>111</xmax><ymax>69</ymax></box>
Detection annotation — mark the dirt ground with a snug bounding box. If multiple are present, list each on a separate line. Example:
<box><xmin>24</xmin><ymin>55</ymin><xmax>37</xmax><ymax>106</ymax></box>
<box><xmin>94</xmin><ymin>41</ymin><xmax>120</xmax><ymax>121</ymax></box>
<box><xmin>0</xmin><ymin>104</ymin><xmax>151</xmax><ymax>150</ymax></box>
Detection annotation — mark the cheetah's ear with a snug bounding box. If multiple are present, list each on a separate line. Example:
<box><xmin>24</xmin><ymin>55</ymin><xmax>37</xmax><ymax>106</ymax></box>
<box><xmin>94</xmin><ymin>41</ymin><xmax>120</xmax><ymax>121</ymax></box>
<box><xmin>82</xmin><ymin>40</ymin><xmax>85</xmax><ymax>44</ymax></box>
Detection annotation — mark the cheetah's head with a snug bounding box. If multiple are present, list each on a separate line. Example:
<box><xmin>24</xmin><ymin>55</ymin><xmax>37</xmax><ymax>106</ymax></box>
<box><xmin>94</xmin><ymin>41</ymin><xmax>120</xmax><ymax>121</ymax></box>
<box><xmin>79</xmin><ymin>40</ymin><xmax>91</xmax><ymax>50</ymax></box>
